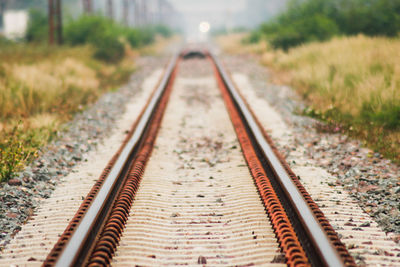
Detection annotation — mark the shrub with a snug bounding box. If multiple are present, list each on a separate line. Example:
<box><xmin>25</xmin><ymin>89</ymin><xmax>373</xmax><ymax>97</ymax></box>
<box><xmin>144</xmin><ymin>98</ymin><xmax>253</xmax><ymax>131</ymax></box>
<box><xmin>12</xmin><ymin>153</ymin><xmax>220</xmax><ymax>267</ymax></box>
<box><xmin>242</xmin><ymin>31</ymin><xmax>262</xmax><ymax>44</ymax></box>
<box><xmin>269</xmin><ymin>27</ymin><xmax>304</xmax><ymax>51</ymax></box>
<box><xmin>269</xmin><ymin>15</ymin><xmax>339</xmax><ymax>50</ymax></box>
<box><xmin>63</xmin><ymin>16</ymin><xmax>170</xmax><ymax>62</ymax></box>
<box><xmin>27</xmin><ymin>14</ymin><xmax>169</xmax><ymax>63</ymax></box>
<box><xmin>124</xmin><ymin>28</ymin><xmax>142</xmax><ymax>48</ymax></box>
<box><xmin>123</xmin><ymin>26</ymin><xmax>169</xmax><ymax>47</ymax></box>
<box><xmin>138</xmin><ymin>27</ymin><xmax>155</xmax><ymax>45</ymax></box>
<box><xmin>93</xmin><ymin>33</ymin><xmax>125</xmax><ymax>63</ymax></box>
<box><xmin>26</xmin><ymin>9</ymin><xmax>48</xmax><ymax>42</ymax></box>
<box><xmin>153</xmin><ymin>24</ymin><xmax>172</xmax><ymax>38</ymax></box>
<box><xmin>64</xmin><ymin>16</ymin><xmax>125</xmax><ymax>63</ymax></box>
<box><xmin>64</xmin><ymin>15</ymin><xmax>115</xmax><ymax>45</ymax></box>
<box><xmin>300</xmin><ymin>15</ymin><xmax>339</xmax><ymax>42</ymax></box>
<box><xmin>256</xmin><ymin>0</ymin><xmax>400</xmax><ymax>50</ymax></box>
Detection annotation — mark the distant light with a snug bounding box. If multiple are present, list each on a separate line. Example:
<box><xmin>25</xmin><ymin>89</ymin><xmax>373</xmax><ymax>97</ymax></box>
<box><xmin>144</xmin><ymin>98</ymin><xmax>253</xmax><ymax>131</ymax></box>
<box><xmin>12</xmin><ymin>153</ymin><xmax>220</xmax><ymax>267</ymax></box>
<box><xmin>199</xmin><ymin>21</ymin><xmax>210</xmax><ymax>33</ymax></box>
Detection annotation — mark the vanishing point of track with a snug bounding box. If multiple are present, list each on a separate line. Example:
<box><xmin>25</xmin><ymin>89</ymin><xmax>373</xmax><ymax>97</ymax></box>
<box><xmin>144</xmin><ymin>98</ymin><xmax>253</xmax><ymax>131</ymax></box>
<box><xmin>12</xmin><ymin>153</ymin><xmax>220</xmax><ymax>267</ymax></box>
<box><xmin>42</xmin><ymin>50</ymin><xmax>357</xmax><ymax>267</ymax></box>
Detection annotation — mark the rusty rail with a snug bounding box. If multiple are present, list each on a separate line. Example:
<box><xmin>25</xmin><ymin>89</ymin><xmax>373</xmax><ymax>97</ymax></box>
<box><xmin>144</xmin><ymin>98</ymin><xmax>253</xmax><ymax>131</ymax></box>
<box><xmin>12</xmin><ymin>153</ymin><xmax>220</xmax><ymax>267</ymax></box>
<box><xmin>43</xmin><ymin>53</ymin><xmax>179</xmax><ymax>267</ymax></box>
<box><xmin>43</xmin><ymin>50</ymin><xmax>357</xmax><ymax>267</ymax></box>
<box><xmin>210</xmin><ymin>52</ymin><xmax>356</xmax><ymax>267</ymax></box>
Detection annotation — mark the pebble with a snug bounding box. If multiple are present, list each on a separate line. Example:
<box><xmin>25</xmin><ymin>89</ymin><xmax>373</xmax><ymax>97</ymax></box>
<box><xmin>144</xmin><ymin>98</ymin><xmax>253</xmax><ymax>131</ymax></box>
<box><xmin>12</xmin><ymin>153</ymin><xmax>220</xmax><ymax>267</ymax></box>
<box><xmin>0</xmin><ymin>57</ymin><xmax>168</xmax><ymax>250</ymax></box>
<box><xmin>223</xmin><ymin>55</ymin><xmax>400</xmax><ymax>235</ymax></box>
<box><xmin>7</xmin><ymin>179</ymin><xmax>21</xmax><ymax>186</ymax></box>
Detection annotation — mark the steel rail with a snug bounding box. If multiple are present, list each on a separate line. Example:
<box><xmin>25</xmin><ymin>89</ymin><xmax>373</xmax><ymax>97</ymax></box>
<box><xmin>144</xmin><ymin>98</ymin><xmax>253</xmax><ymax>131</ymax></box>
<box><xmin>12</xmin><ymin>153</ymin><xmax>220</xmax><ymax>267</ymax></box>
<box><xmin>210</xmin><ymin>52</ymin><xmax>345</xmax><ymax>267</ymax></box>
<box><xmin>52</xmin><ymin>52</ymin><xmax>180</xmax><ymax>267</ymax></box>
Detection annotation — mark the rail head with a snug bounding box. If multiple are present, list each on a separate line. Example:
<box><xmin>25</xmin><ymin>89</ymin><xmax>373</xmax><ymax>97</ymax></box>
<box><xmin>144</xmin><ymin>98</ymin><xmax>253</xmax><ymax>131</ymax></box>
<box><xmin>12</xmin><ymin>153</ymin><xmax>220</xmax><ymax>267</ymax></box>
<box><xmin>44</xmin><ymin>49</ymin><xmax>352</xmax><ymax>267</ymax></box>
<box><xmin>210</xmin><ymin>52</ymin><xmax>347</xmax><ymax>267</ymax></box>
<box><xmin>50</xmin><ymin>52</ymin><xmax>180</xmax><ymax>267</ymax></box>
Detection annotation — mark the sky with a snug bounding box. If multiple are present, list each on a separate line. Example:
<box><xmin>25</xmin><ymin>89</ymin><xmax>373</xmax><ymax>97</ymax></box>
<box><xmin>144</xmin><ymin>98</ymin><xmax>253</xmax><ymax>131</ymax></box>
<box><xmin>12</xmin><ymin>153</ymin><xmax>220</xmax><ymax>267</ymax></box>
<box><xmin>168</xmin><ymin>0</ymin><xmax>287</xmax><ymax>35</ymax></box>
<box><xmin>0</xmin><ymin>0</ymin><xmax>287</xmax><ymax>37</ymax></box>
<box><xmin>169</xmin><ymin>0</ymin><xmax>246</xmax><ymax>13</ymax></box>
<box><xmin>168</xmin><ymin>0</ymin><xmax>250</xmax><ymax>35</ymax></box>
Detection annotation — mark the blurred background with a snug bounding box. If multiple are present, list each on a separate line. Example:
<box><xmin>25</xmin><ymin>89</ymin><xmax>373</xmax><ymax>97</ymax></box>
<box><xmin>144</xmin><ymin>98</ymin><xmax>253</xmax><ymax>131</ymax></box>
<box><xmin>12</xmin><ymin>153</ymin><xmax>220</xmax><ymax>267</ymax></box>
<box><xmin>0</xmin><ymin>0</ymin><xmax>288</xmax><ymax>41</ymax></box>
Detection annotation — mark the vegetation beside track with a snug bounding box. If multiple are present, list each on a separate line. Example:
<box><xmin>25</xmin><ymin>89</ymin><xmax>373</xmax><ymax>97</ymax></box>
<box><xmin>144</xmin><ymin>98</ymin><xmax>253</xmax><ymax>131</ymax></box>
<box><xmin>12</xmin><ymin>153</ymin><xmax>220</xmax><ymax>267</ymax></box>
<box><xmin>27</xmin><ymin>11</ymin><xmax>173</xmax><ymax>62</ymax></box>
<box><xmin>246</xmin><ymin>0</ymin><xmax>400</xmax><ymax>51</ymax></box>
<box><xmin>216</xmin><ymin>0</ymin><xmax>400</xmax><ymax>164</ymax></box>
<box><xmin>0</xmin><ymin>13</ymin><xmax>173</xmax><ymax>182</ymax></box>
<box><xmin>217</xmin><ymin>34</ymin><xmax>400</xmax><ymax>164</ymax></box>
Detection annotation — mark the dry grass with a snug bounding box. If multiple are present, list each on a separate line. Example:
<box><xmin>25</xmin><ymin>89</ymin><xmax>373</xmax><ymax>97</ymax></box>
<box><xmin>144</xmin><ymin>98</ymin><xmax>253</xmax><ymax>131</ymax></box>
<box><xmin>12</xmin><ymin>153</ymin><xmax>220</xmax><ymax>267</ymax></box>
<box><xmin>263</xmin><ymin>35</ymin><xmax>400</xmax><ymax>117</ymax></box>
<box><xmin>0</xmin><ymin>44</ymin><xmax>136</xmax><ymax>123</ymax></box>
<box><xmin>216</xmin><ymin>33</ymin><xmax>268</xmax><ymax>55</ymax></box>
<box><xmin>0</xmin><ymin>34</ymin><xmax>178</xmax><ymax>182</ymax></box>
<box><xmin>0</xmin><ymin>43</ymin><xmax>136</xmax><ymax>182</ymax></box>
<box><xmin>0</xmin><ymin>31</ymin><xmax>183</xmax><ymax>182</ymax></box>
<box><xmin>1</xmin><ymin>57</ymin><xmax>99</xmax><ymax>120</ymax></box>
<box><xmin>139</xmin><ymin>35</ymin><xmax>181</xmax><ymax>56</ymax></box>
<box><xmin>217</xmin><ymin>34</ymin><xmax>400</xmax><ymax>162</ymax></box>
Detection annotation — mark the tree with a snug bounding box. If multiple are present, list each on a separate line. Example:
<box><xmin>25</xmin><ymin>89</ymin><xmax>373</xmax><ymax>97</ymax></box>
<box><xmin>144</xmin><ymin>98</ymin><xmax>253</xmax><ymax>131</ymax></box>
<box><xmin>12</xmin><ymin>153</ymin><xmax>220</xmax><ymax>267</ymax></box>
<box><xmin>0</xmin><ymin>0</ymin><xmax>6</xmax><ymax>29</ymax></box>
<box><xmin>48</xmin><ymin>0</ymin><xmax>62</xmax><ymax>45</ymax></box>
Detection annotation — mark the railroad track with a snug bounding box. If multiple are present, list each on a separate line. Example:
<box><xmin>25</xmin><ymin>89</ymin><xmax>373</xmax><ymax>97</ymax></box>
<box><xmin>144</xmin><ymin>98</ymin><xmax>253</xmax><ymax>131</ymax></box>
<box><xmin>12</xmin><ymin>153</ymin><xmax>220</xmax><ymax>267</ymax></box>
<box><xmin>5</xmin><ymin>50</ymin><xmax>359</xmax><ymax>266</ymax></box>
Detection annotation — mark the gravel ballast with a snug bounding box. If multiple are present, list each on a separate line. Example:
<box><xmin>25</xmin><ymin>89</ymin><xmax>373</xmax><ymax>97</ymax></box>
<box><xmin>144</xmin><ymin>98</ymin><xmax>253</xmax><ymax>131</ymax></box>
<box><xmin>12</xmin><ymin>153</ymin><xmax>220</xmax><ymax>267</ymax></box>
<box><xmin>222</xmin><ymin>54</ymin><xmax>400</xmax><ymax>238</ymax></box>
<box><xmin>1</xmin><ymin>50</ymin><xmax>398</xmax><ymax>264</ymax></box>
<box><xmin>0</xmin><ymin>56</ymin><xmax>169</xmax><ymax>250</ymax></box>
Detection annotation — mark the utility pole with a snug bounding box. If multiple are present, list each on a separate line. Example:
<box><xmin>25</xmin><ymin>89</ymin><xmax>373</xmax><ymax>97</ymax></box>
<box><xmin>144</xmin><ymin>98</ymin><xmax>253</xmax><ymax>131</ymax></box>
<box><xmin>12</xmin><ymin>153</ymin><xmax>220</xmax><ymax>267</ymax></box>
<box><xmin>83</xmin><ymin>0</ymin><xmax>92</xmax><ymax>14</ymax></box>
<box><xmin>142</xmin><ymin>0</ymin><xmax>147</xmax><ymax>26</ymax></box>
<box><xmin>123</xmin><ymin>0</ymin><xmax>129</xmax><ymax>26</ymax></box>
<box><xmin>134</xmin><ymin>0</ymin><xmax>140</xmax><ymax>26</ymax></box>
<box><xmin>107</xmin><ymin>0</ymin><xmax>113</xmax><ymax>19</ymax></box>
<box><xmin>48</xmin><ymin>0</ymin><xmax>62</xmax><ymax>45</ymax></box>
<box><xmin>157</xmin><ymin>0</ymin><xmax>162</xmax><ymax>24</ymax></box>
<box><xmin>55</xmin><ymin>0</ymin><xmax>62</xmax><ymax>44</ymax></box>
<box><xmin>48</xmin><ymin>0</ymin><xmax>54</xmax><ymax>45</ymax></box>
<box><xmin>0</xmin><ymin>0</ymin><xmax>6</xmax><ymax>30</ymax></box>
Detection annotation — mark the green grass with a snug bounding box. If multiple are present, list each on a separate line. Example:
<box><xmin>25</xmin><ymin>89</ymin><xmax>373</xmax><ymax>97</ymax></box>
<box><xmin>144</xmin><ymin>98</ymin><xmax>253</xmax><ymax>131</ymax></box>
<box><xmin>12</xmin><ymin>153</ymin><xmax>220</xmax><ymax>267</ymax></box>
<box><xmin>217</xmin><ymin>33</ymin><xmax>400</xmax><ymax>163</ymax></box>
<box><xmin>253</xmin><ymin>0</ymin><xmax>400</xmax><ymax>50</ymax></box>
<box><xmin>0</xmin><ymin>121</ymin><xmax>58</xmax><ymax>182</ymax></box>
<box><xmin>0</xmin><ymin>11</ymin><xmax>175</xmax><ymax>183</ymax></box>
<box><xmin>261</xmin><ymin>35</ymin><xmax>400</xmax><ymax>163</ymax></box>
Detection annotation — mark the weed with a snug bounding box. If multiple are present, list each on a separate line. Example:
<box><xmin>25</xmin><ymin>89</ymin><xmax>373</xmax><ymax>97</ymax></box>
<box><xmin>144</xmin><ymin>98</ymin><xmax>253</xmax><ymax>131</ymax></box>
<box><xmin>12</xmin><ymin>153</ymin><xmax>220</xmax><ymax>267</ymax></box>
<box><xmin>218</xmin><ymin>34</ymin><xmax>400</xmax><ymax>163</ymax></box>
<box><xmin>361</xmin><ymin>102</ymin><xmax>400</xmax><ymax>130</ymax></box>
<box><xmin>93</xmin><ymin>33</ymin><xmax>125</xmax><ymax>63</ymax></box>
<box><xmin>267</xmin><ymin>35</ymin><xmax>400</xmax><ymax>162</ymax></box>
<box><xmin>0</xmin><ymin>44</ymin><xmax>136</xmax><ymax>182</ymax></box>
<box><xmin>0</xmin><ymin>124</ymin><xmax>34</xmax><ymax>182</ymax></box>
<box><xmin>0</xmin><ymin>13</ymin><xmax>173</xmax><ymax>182</ymax></box>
